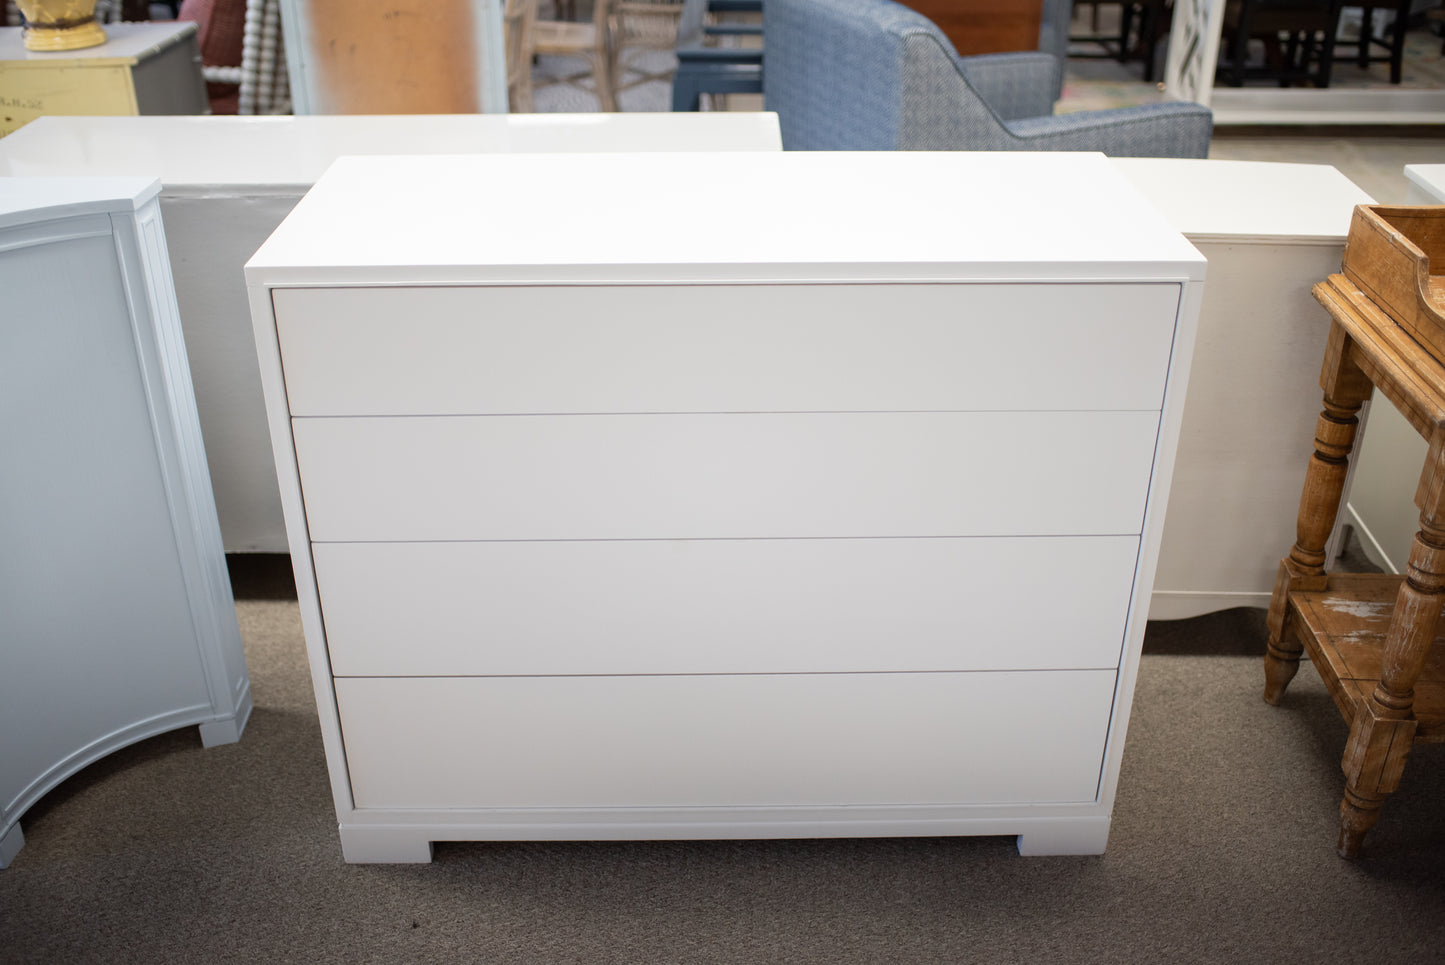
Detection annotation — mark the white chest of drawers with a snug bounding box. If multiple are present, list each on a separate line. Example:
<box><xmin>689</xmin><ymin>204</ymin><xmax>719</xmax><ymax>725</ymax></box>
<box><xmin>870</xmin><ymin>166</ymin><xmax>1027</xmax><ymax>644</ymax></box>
<box><xmin>247</xmin><ymin>151</ymin><xmax>1205</xmax><ymax>863</ymax></box>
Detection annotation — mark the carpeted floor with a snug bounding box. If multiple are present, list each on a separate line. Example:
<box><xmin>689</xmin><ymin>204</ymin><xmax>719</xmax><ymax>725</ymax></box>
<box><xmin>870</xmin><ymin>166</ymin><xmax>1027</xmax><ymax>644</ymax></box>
<box><xmin>3</xmin><ymin>551</ymin><xmax>1445</xmax><ymax>963</ymax></box>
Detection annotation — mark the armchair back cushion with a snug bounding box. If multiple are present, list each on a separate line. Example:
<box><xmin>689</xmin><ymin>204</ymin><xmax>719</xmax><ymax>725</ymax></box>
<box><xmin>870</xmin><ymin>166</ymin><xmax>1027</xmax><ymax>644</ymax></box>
<box><xmin>764</xmin><ymin>0</ymin><xmax>1213</xmax><ymax>157</ymax></box>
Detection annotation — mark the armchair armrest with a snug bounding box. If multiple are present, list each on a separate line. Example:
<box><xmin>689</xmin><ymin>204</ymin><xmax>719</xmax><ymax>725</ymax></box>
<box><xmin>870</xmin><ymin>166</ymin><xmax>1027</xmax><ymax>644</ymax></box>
<box><xmin>1007</xmin><ymin>102</ymin><xmax>1215</xmax><ymax>159</ymax></box>
<box><xmin>956</xmin><ymin>52</ymin><xmax>1063</xmax><ymax>121</ymax></box>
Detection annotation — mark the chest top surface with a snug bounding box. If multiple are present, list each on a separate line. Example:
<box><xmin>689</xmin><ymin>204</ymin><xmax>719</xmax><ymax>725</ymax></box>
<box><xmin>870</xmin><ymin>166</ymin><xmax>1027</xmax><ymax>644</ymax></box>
<box><xmin>245</xmin><ymin>152</ymin><xmax>1205</xmax><ymax>286</ymax></box>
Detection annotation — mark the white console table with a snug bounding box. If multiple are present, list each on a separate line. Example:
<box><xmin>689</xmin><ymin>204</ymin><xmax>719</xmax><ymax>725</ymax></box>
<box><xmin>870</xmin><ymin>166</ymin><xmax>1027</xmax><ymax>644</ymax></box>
<box><xmin>247</xmin><ymin>152</ymin><xmax>1204</xmax><ymax>862</ymax></box>
<box><xmin>0</xmin><ymin>178</ymin><xmax>250</xmax><ymax>869</ymax></box>
<box><xmin>0</xmin><ymin>113</ymin><xmax>785</xmax><ymax>553</ymax></box>
<box><xmin>1111</xmin><ymin>158</ymin><xmax>1374</xmax><ymax>618</ymax></box>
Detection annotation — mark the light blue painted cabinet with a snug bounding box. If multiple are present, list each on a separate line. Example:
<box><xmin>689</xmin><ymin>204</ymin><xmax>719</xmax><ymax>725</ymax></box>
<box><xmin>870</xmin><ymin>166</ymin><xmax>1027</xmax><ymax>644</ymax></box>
<box><xmin>0</xmin><ymin>177</ymin><xmax>250</xmax><ymax>869</ymax></box>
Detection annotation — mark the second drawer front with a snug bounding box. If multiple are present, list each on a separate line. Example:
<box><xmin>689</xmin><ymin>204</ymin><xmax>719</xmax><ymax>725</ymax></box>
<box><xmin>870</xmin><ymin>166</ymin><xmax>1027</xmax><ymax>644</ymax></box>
<box><xmin>315</xmin><ymin>535</ymin><xmax>1142</xmax><ymax>676</ymax></box>
<box><xmin>293</xmin><ymin>410</ymin><xmax>1162</xmax><ymax>542</ymax></box>
<box><xmin>335</xmin><ymin>670</ymin><xmax>1118</xmax><ymax>810</ymax></box>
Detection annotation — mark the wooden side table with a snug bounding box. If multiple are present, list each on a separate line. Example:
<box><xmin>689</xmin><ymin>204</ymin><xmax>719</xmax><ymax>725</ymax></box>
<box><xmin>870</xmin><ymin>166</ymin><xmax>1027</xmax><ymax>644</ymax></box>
<box><xmin>1263</xmin><ymin>272</ymin><xmax>1445</xmax><ymax>858</ymax></box>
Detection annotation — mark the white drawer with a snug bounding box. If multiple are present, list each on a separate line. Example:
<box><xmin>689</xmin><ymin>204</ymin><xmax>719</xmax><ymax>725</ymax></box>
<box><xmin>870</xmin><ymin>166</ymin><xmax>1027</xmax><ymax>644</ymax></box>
<box><xmin>315</xmin><ymin>535</ymin><xmax>1140</xmax><ymax>676</ymax></box>
<box><xmin>334</xmin><ymin>671</ymin><xmax>1117</xmax><ymax>810</ymax></box>
<box><xmin>272</xmin><ymin>284</ymin><xmax>1181</xmax><ymax>416</ymax></box>
<box><xmin>292</xmin><ymin>410</ymin><xmax>1161</xmax><ymax>542</ymax></box>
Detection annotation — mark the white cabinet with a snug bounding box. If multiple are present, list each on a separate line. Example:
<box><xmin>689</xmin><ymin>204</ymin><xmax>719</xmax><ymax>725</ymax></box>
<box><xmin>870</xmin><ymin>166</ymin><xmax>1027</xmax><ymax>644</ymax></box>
<box><xmin>1109</xmin><ymin>158</ymin><xmax>1375</xmax><ymax>618</ymax></box>
<box><xmin>0</xmin><ymin>178</ymin><xmax>251</xmax><ymax>869</ymax></box>
<box><xmin>246</xmin><ymin>151</ymin><xmax>1205</xmax><ymax>862</ymax></box>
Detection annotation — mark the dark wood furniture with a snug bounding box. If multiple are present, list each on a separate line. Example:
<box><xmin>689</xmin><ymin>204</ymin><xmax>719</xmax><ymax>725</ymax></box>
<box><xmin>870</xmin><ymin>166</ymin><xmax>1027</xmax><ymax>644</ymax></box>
<box><xmin>1217</xmin><ymin>0</ymin><xmax>1344</xmax><ymax>87</ymax></box>
<box><xmin>1264</xmin><ymin>271</ymin><xmax>1445</xmax><ymax>857</ymax></box>
<box><xmin>1336</xmin><ymin>0</ymin><xmax>1414</xmax><ymax>84</ymax></box>
<box><xmin>895</xmin><ymin>0</ymin><xmax>1040</xmax><ymax>55</ymax></box>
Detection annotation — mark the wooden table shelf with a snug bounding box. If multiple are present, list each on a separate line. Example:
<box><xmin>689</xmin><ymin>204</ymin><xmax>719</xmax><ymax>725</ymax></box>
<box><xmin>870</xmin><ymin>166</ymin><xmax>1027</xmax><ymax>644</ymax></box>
<box><xmin>1291</xmin><ymin>573</ymin><xmax>1445</xmax><ymax>741</ymax></box>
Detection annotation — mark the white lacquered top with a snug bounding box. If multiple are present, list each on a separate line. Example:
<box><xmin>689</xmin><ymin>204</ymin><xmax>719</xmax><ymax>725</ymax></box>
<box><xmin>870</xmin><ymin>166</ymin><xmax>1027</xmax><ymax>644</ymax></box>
<box><xmin>0</xmin><ymin>21</ymin><xmax>196</xmax><ymax>64</ymax></box>
<box><xmin>1405</xmin><ymin>165</ymin><xmax>1445</xmax><ymax>204</ymax></box>
<box><xmin>0</xmin><ymin>176</ymin><xmax>158</xmax><ymax>230</ymax></box>
<box><xmin>1109</xmin><ymin>158</ymin><xmax>1373</xmax><ymax>243</ymax></box>
<box><xmin>246</xmin><ymin>152</ymin><xmax>1205</xmax><ymax>286</ymax></box>
<box><xmin>0</xmin><ymin>114</ymin><xmax>783</xmax><ymax>189</ymax></box>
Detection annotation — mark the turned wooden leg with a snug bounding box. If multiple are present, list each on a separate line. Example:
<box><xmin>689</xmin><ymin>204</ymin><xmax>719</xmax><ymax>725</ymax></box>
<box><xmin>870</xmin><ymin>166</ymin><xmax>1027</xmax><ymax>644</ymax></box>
<box><xmin>1335</xmin><ymin>520</ymin><xmax>1445</xmax><ymax>857</ymax></box>
<box><xmin>1264</xmin><ymin>561</ymin><xmax>1305</xmax><ymax>705</ymax></box>
<box><xmin>1264</xmin><ymin>387</ymin><xmax>1365</xmax><ymax>704</ymax></box>
<box><xmin>1338</xmin><ymin>785</ymin><xmax>1384</xmax><ymax>858</ymax></box>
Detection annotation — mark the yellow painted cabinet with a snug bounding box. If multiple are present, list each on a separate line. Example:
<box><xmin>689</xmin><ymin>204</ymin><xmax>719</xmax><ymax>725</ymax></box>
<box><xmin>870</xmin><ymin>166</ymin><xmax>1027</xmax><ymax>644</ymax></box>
<box><xmin>0</xmin><ymin>21</ymin><xmax>206</xmax><ymax>136</ymax></box>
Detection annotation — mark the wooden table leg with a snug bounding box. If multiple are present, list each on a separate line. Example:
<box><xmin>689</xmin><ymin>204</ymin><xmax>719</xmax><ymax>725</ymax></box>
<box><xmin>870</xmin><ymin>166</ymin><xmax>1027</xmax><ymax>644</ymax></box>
<box><xmin>1264</xmin><ymin>323</ymin><xmax>1372</xmax><ymax>704</ymax></box>
<box><xmin>1336</xmin><ymin>512</ymin><xmax>1445</xmax><ymax>856</ymax></box>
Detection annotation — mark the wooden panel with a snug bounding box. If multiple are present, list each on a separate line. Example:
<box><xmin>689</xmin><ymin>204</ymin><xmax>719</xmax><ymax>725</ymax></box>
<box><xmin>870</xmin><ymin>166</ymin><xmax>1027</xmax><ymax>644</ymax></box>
<box><xmin>291</xmin><ymin>410</ymin><xmax>1162</xmax><ymax>542</ymax></box>
<box><xmin>272</xmin><ymin>284</ymin><xmax>1181</xmax><ymax>416</ymax></box>
<box><xmin>334</xmin><ymin>670</ymin><xmax>1117</xmax><ymax>809</ymax></box>
<box><xmin>895</xmin><ymin>0</ymin><xmax>1041</xmax><ymax>56</ymax></box>
<box><xmin>314</xmin><ymin>535</ymin><xmax>1141</xmax><ymax>676</ymax></box>
<box><xmin>301</xmin><ymin>0</ymin><xmax>481</xmax><ymax>114</ymax></box>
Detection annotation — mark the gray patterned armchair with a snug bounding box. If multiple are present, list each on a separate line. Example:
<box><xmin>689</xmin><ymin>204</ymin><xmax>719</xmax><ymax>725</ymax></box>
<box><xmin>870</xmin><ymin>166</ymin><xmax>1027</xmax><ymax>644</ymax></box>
<box><xmin>763</xmin><ymin>0</ymin><xmax>1213</xmax><ymax>157</ymax></box>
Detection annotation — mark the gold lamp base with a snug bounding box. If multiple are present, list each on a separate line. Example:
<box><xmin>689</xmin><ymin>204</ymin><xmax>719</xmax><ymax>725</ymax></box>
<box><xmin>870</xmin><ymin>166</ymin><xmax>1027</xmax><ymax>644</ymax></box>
<box><xmin>16</xmin><ymin>1</ymin><xmax>107</xmax><ymax>51</ymax></box>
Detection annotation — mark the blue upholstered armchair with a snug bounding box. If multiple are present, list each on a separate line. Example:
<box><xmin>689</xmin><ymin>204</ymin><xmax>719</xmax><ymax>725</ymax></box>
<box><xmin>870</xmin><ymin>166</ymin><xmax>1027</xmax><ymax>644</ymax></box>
<box><xmin>763</xmin><ymin>0</ymin><xmax>1214</xmax><ymax>157</ymax></box>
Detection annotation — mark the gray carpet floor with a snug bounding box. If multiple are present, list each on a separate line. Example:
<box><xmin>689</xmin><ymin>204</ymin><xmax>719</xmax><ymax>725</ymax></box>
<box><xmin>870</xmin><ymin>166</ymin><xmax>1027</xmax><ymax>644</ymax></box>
<box><xmin>4</xmin><ymin>560</ymin><xmax>1445</xmax><ymax>963</ymax></box>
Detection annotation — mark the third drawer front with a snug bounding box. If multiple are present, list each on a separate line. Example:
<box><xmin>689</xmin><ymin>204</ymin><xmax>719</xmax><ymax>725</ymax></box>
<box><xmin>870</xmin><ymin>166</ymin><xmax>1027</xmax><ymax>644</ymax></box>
<box><xmin>293</xmin><ymin>410</ymin><xmax>1162</xmax><ymax>542</ymax></box>
<box><xmin>334</xmin><ymin>670</ymin><xmax>1120</xmax><ymax>810</ymax></box>
<box><xmin>314</xmin><ymin>535</ymin><xmax>1143</xmax><ymax>676</ymax></box>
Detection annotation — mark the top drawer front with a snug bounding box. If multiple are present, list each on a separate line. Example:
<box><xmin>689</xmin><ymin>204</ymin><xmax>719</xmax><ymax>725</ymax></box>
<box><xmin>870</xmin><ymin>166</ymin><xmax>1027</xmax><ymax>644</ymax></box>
<box><xmin>273</xmin><ymin>283</ymin><xmax>1180</xmax><ymax>416</ymax></box>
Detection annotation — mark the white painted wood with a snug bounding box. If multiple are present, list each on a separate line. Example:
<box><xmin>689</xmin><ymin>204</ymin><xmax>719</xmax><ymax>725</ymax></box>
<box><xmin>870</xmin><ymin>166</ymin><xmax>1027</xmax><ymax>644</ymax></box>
<box><xmin>0</xmin><ymin>180</ymin><xmax>250</xmax><ymax>868</ymax></box>
<box><xmin>292</xmin><ymin>411</ymin><xmax>1162</xmax><ymax>542</ymax></box>
<box><xmin>245</xmin><ymin>153</ymin><xmax>1205</xmax><ymax>288</ymax></box>
<box><xmin>1205</xmin><ymin>88</ymin><xmax>1445</xmax><ymax>127</ymax></box>
<box><xmin>246</xmin><ymin>152</ymin><xmax>1204</xmax><ymax>861</ymax></box>
<box><xmin>314</xmin><ymin>536</ymin><xmax>1142</xmax><ymax>676</ymax></box>
<box><xmin>334</xmin><ymin>671</ymin><xmax>1119</xmax><ymax>809</ymax></box>
<box><xmin>338</xmin><ymin>828</ymin><xmax>435</xmax><ymax>864</ymax></box>
<box><xmin>0</xmin><ymin>114</ymin><xmax>782</xmax><ymax>552</ymax></box>
<box><xmin>332</xmin><ymin>809</ymin><xmax>1113</xmax><ymax>857</ymax></box>
<box><xmin>1015</xmin><ymin>818</ymin><xmax>1112</xmax><ymax>856</ymax></box>
<box><xmin>1345</xmin><ymin>393</ymin><xmax>1424</xmax><ymax>574</ymax></box>
<box><xmin>0</xmin><ymin>823</ymin><xmax>22</xmax><ymax>870</ymax></box>
<box><xmin>274</xmin><ymin>283</ymin><xmax>1179</xmax><ymax>416</ymax></box>
<box><xmin>1112</xmin><ymin>158</ymin><xmax>1376</xmax><ymax>619</ymax></box>
<box><xmin>1405</xmin><ymin>165</ymin><xmax>1445</xmax><ymax>203</ymax></box>
<box><xmin>0</xmin><ymin>115</ymin><xmax>784</xmax><ymax>184</ymax></box>
<box><xmin>1109</xmin><ymin>159</ymin><xmax>1370</xmax><ymax>243</ymax></box>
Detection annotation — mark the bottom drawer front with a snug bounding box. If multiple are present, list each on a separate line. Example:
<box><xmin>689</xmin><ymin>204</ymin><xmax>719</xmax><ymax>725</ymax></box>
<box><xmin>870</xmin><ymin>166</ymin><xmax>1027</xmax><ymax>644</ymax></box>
<box><xmin>315</xmin><ymin>536</ymin><xmax>1142</xmax><ymax>676</ymax></box>
<box><xmin>335</xmin><ymin>671</ymin><xmax>1116</xmax><ymax>810</ymax></box>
